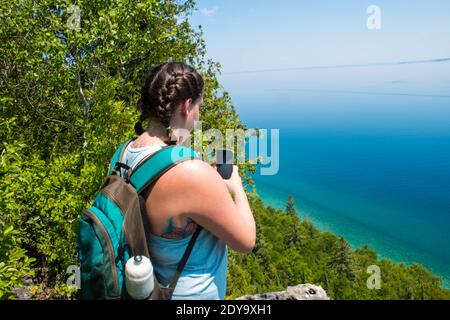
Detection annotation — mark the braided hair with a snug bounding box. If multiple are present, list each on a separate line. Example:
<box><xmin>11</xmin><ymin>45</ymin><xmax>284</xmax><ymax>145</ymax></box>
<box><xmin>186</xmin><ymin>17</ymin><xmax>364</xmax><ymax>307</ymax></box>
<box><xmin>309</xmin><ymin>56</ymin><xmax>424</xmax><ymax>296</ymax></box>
<box><xmin>135</xmin><ymin>61</ymin><xmax>204</xmax><ymax>145</ymax></box>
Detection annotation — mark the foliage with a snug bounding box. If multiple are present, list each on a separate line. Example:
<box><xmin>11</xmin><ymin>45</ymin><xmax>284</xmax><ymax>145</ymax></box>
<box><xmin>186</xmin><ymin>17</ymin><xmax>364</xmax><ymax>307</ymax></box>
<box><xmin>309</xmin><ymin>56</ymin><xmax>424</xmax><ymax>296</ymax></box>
<box><xmin>0</xmin><ymin>223</ymin><xmax>36</xmax><ymax>299</ymax></box>
<box><xmin>0</xmin><ymin>0</ymin><xmax>255</xmax><ymax>298</ymax></box>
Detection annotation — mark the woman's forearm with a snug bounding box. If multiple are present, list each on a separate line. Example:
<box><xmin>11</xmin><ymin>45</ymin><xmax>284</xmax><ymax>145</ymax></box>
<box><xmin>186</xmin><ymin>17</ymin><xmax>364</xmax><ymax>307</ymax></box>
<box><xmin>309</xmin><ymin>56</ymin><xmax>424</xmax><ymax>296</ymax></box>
<box><xmin>232</xmin><ymin>187</ymin><xmax>256</xmax><ymax>244</ymax></box>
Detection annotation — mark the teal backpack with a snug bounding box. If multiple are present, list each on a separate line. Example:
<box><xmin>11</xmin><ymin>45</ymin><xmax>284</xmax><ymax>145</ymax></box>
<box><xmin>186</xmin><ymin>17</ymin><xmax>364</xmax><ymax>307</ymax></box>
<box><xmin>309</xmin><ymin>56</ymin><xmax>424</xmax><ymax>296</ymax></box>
<box><xmin>77</xmin><ymin>139</ymin><xmax>203</xmax><ymax>300</ymax></box>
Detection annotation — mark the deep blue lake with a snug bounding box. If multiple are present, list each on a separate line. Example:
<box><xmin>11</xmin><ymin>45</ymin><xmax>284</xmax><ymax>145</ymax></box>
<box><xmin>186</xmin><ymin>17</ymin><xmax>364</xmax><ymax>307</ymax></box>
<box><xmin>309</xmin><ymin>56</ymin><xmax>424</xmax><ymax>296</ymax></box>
<box><xmin>228</xmin><ymin>86</ymin><xmax>450</xmax><ymax>288</ymax></box>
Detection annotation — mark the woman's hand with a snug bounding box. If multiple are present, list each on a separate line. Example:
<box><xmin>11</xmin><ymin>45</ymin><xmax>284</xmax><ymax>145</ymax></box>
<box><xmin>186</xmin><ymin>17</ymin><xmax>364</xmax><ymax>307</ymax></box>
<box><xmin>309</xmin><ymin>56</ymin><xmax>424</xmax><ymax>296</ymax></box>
<box><xmin>222</xmin><ymin>165</ymin><xmax>243</xmax><ymax>196</ymax></box>
<box><xmin>211</xmin><ymin>164</ymin><xmax>243</xmax><ymax>196</ymax></box>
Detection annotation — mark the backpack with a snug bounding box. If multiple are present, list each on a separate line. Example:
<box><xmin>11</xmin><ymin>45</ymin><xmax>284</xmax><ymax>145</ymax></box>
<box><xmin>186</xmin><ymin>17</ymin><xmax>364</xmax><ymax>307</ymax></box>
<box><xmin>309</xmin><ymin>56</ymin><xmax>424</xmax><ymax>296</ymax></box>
<box><xmin>77</xmin><ymin>139</ymin><xmax>203</xmax><ymax>300</ymax></box>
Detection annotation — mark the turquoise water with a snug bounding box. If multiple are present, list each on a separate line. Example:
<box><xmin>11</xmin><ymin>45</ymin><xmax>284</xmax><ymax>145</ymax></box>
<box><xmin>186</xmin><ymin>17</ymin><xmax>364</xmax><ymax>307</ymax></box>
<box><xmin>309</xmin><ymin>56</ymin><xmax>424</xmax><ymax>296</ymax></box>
<box><xmin>234</xmin><ymin>91</ymin><xmax>450</xmax><ymax>289</ymax></box>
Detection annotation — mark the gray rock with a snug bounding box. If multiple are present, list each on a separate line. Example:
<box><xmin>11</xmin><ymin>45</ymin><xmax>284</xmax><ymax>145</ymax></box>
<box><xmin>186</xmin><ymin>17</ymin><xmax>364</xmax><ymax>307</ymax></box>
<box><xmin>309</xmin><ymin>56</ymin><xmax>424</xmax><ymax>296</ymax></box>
<box><xmin>237</xmin><ymin>284</ymin><xmax>329</xmax><ymax>300</ymax></box>
<box><xmin>11</xmin><ymin>275</ymin><xmax>35</xmax><ymax>300</ymax></box>
<box><xmin>12</xmin><ymin>287</ymin><xmax>31</xmax><ymax>300</ymax></box>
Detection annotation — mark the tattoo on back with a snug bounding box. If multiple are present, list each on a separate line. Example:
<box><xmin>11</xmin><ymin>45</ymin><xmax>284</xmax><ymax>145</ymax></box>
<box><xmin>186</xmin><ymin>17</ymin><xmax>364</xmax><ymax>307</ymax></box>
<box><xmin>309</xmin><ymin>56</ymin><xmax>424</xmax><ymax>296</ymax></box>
<box><xmin>160</xmin><ymin>217</ymin><xmax>197</xmax><ymax>239</ymax></box>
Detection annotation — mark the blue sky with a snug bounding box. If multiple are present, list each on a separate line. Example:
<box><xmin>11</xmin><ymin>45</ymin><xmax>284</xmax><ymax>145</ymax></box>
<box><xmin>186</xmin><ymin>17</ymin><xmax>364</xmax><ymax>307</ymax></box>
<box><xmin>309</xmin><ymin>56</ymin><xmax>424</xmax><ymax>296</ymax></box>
<box><xmin>188</xmin><ymin>1</ymin><xmax>450</xmax><ymax>135</ymax></box>
<box><xmin>189</xmin><ymin>1</ymin><xmax>450</xmax><ymax>95</ymax></box>
<box><xmin>190</xmin><ymin>1</ymin><xmax>450</xmax><ymax>70</ymax></box>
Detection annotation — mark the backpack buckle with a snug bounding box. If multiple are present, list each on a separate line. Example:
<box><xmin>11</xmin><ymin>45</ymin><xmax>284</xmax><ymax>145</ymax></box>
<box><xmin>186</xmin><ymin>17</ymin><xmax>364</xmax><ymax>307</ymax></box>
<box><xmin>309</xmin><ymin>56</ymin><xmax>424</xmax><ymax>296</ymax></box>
<box><xmin>112</xmin><ymin>162</ymin><xmax>133</xmax><ymax>183</ymax></box>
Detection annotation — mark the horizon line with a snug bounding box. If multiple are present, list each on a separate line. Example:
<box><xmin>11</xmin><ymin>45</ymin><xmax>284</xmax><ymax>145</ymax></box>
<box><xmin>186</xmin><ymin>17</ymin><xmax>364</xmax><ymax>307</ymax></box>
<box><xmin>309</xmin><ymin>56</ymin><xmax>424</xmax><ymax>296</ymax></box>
<box><xmin>221</xmin><ymin>57</ymin><xmax>450</xmax><ymax>75</ymax></box>
<box><xmin>226</xmin><ymin>88</ymin><xmax>450</xmax><ymax>99</ymax></box>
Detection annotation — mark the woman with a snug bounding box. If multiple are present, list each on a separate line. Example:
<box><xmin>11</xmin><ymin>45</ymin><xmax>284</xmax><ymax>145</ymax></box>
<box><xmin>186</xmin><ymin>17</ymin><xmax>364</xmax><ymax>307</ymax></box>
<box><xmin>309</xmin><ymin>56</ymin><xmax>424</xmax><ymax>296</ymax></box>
<box><xmin>121</xmin><ymin>61</ymin><xmax>256</xmax><ymax>300</ymax></box>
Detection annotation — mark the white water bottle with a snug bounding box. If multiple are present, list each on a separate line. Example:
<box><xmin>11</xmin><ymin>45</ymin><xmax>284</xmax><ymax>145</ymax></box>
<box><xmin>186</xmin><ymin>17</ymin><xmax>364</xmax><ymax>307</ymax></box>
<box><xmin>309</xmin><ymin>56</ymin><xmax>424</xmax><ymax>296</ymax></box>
<box><xmin>125</xmin><ymin>255</ymin><xmax>154</xmax><ymax>300</ymax></box>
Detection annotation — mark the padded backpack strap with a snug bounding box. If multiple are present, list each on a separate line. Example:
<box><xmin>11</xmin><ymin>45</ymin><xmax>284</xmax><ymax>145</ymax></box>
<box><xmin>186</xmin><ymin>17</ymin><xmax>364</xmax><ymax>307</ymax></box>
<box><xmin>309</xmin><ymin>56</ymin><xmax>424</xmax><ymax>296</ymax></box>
<box><xmin>108</xmin><ymin>138</ymin><xmax>135</xmax><ymax>176</ymax></box>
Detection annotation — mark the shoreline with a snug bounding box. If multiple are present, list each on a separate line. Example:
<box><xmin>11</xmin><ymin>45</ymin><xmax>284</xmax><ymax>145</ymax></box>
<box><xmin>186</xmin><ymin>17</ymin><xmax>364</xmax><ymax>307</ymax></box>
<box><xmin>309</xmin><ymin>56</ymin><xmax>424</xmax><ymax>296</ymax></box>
<box><xmin>251</xmin><ymin>180</ymin><xmax>450</xmax><ymax>290</ymax></box>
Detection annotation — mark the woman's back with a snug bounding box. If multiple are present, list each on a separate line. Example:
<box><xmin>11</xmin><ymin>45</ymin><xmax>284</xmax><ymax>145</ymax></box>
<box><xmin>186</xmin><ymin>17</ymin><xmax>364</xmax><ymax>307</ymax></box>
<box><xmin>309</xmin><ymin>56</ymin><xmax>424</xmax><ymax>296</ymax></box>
<box><xmin>122</xmin><ymin>142</ymin><xmax>228</xmax><ymax>299</ymax></box>
<box><xmin>148</xmin><ymin>226</ymin><xmax>228</xmax><ymax>299</ymax></box>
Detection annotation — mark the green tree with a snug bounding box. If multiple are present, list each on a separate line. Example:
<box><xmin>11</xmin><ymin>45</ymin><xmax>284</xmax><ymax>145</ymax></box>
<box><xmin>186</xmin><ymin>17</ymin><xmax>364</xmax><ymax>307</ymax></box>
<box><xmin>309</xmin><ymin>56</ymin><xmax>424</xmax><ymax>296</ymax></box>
<box><xmin>328</xmin><ymin>237</ymin><xmax>356</xmax><ymax>281</ymax></box>
<box><xmin>285</xmin><ymin>194</ymin><xmax>296</xmax><ymax>216</ymax></box>
<box><xmin>0</xmin><ymin>0</ymin><xmax>255</xmax><ymax>298</ymax></box>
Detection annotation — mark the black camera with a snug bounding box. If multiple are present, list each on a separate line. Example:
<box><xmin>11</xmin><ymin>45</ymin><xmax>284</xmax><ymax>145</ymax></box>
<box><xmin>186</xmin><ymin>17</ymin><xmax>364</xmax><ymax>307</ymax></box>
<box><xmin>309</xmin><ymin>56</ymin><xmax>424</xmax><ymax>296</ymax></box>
<box><xmin>215</xmin><ymin>148</ymin><xmax>234</xmax><ymax>179</ymax></box>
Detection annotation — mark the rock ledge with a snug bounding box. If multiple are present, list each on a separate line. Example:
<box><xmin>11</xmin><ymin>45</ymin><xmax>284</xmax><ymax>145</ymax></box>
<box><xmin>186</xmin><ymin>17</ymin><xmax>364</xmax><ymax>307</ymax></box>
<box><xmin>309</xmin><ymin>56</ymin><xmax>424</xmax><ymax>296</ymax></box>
<box><xmin>237</xmin><ymin>284</ymin><xmax>329</xmax><ymax>300</ymax></box>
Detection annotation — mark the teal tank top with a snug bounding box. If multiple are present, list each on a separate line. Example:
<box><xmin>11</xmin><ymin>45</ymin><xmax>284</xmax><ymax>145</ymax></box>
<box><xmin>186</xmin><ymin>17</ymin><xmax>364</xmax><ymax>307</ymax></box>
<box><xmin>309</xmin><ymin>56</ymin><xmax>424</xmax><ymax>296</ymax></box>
<box><xmin>122</xmin><ymin>142</ymin><xmax>228</xmax><ymax>300</ymax></box>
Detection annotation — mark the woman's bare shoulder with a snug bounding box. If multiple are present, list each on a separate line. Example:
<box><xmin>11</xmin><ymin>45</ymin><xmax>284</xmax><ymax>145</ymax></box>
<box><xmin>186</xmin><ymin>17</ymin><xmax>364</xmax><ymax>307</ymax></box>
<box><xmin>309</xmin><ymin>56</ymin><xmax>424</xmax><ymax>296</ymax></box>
<box><xmin>169</xmin><ymin>159</ymin><xmax>218</xmax><ymax>180</ymax></box>
<box><xmin>150</xmin><ymin>158</ymin><xmax>220</xmax><ymax>193</ymax></box>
